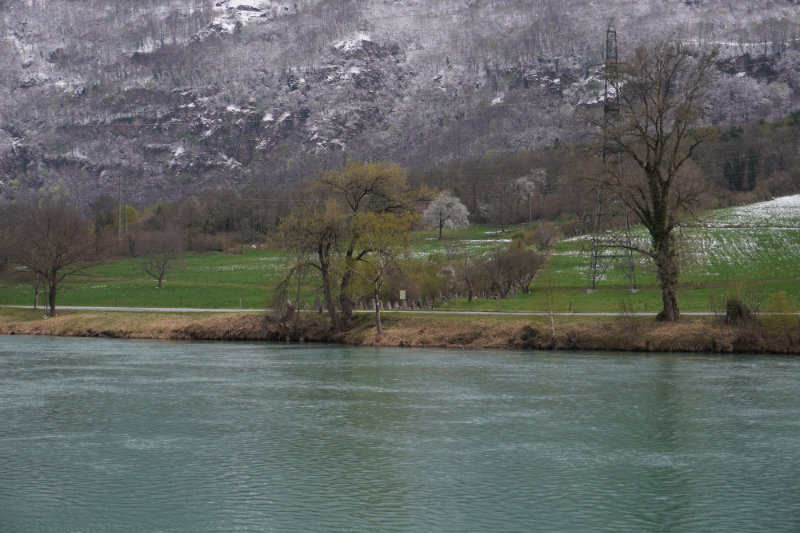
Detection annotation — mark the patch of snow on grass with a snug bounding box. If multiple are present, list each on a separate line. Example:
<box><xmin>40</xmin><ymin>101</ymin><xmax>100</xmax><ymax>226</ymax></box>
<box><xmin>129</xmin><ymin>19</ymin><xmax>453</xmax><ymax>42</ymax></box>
<box><xmin>563</xmin><ymin>234</ymin><xmax>592</xmax><ymax>242</ymax></box>
<box><xmin>202</xmin><ymin>264</ymin><xmax>258</xmax><ymax>272</ymax></box>
<box><xmin>708</xmin><ymin>194</ymin><xmax>800</xmax><ymax>227</ymax></box>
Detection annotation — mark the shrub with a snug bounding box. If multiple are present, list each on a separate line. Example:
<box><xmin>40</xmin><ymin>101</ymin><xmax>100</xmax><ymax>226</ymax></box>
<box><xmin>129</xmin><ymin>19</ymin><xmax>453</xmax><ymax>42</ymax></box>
<box><xmin>726</xmin><ymin>298</ymin><xmax>751</xmax><ymax>324</ymax></box>
<box><xmin>760</xmin><ymin>292</ymin><xmax>799</xmax><ymax>337</ymax></box>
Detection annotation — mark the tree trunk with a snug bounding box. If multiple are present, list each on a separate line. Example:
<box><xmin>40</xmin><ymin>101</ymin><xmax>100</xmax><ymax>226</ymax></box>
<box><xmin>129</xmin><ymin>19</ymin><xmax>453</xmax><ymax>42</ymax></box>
<box><xmin>374</xmin><ymin>294</ymin><xmax>382</xmax><ymax>334</ymax></box>
<box><xmin>653</xmin><ymin>235</ymin><xmax>681</xmax><ymax>322</ymax></box>
<box><xmin>438</xmin><ymin>217</ymin><xmax>443</xmax><ymax>240</ymax></box>
<box><xmin>157</xmin><ymin>274</ymin><xmax>164</xmax><ymax>289</ymax></box>
<box><xmin>339</xmin><ymin>236</ymin><xmax>359</xmax><ymax>324</ymax></box>
<box><xmin>339</xmin><ymin>270</ymin><xmax>354</xmax><ymax>324</ymax></box>
<box><xmin>322</xmin><ymin>268</ymin><xmax>339</xmax><ymax>332</ymax></box>
<box><xmin>318</xmin><ymin>243</ymin><xmax>340</xmax><ymax>332</ymax></box>
<box><xmin>293</xmin><ymin>275</ymin><xmax>303</xmax><ymax>338</ymax></box>
<box><xmin>48</xmin><ymin>283</ymin><xmax>57</xmax><ymax>316</ymax></box>
<box><xmin>658</xmin><ymin>282</ymin><xmax>680</xmax><ymax>322</ymax></box>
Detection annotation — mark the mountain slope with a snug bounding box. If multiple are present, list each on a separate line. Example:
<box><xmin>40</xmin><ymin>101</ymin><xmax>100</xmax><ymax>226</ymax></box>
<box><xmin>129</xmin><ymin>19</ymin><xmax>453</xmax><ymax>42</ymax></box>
<box><xmin>1</xmin><ymin>0</ymin><xmax>799</xmax><ymax>206</ymax></box>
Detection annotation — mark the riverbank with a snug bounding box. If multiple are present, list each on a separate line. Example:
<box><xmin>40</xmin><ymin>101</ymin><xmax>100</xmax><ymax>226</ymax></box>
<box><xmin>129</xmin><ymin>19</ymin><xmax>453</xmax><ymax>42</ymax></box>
<box><xmin>2</xmin><ymin>307</ymin><xmax>798</xmax><ymax>354</ymax></box>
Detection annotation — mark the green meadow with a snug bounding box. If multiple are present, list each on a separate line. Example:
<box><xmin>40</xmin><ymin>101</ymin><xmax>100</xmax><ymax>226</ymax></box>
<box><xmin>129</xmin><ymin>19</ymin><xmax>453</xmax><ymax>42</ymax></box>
<box><xmin>0</xmin><ymin>225</ymin><xmax>515</xmax><ymax>310</ymax></box>
<box><xmin>1</xmin><ymin>196</ymin><xmax>798</xmax><ymax>314</ymax></box>
<box><xmin>0</xmin><ymin>248</ymin><xmax>289</xmax><ymax>310</ymax></box>
<box><xmin>442</xmin><ymin>195</ymin><xmax>800</xmax><ymax>314</ymax></box>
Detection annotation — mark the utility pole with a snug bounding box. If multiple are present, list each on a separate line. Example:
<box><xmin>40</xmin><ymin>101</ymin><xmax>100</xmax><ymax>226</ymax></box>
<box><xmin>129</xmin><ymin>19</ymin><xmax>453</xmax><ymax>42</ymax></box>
<box><xmin>587</xmin><ymin>21</ymin><xmax>637</xmax><ymax>293</ymax></box>
<box><xmin>529</xmin><ymin>188</ymin><xmax>533</xmax><ymax>225</ymax></box>
<box><xmin>118</xmin><ymin>174</ymin><xmax>122</xmax><ymax>241</ymax></box>
<box><xmin>118</xmin><ymin>173</ymin><xmax>128</xmax><ymax>241</ymax></box>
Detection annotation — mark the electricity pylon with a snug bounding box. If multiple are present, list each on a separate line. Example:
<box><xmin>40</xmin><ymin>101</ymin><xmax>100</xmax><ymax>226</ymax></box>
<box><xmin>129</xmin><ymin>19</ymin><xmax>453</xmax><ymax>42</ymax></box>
<box><xmin>586</xmin><ymin>21</ymin><xmax>637</xmax><ymax>292</ymax></box>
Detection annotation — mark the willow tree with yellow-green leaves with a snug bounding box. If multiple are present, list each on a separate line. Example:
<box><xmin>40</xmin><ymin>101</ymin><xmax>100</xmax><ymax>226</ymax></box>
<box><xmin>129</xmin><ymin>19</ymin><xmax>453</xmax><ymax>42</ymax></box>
<box><xmin>350</xmin><ymin>211</ymin><xmax>413</xmax><ymax>334</ymax></box>
<box><xmin>277</xmin><ymin>161</ymin><xmax>417</xmax><ymax>332</ymax></box>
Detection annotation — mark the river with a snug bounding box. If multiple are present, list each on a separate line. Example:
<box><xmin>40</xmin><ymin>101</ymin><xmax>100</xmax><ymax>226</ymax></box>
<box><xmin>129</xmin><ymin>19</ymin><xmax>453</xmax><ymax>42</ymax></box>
<box><xmin>1</xmin><ymin>336</ymin><xmax>799</xmax><ymax>532</ymax></box>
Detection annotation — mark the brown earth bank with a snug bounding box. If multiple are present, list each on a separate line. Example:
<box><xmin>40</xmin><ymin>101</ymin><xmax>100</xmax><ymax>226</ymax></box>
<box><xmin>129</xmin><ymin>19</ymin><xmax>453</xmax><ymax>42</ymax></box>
<box><xmin>1</xmin><ymin>309</ymin><xmax>799</xmax><ymax>354</ymax></box>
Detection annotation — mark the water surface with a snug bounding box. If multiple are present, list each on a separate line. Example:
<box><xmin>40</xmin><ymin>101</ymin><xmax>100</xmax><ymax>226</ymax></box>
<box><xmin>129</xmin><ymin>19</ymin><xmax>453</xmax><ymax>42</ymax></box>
<box><xmin>2</xmin><ymin>336</ymin><xmax>799</xmax><ymax>532</ymax></box>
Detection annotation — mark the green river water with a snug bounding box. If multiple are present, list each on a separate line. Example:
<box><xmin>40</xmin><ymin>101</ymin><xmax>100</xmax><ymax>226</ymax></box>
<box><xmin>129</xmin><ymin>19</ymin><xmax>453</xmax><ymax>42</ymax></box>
<box><xmin>1</xmin><ymin>336</ymin><xmax>799</xmax><ymax>532</ymax></box>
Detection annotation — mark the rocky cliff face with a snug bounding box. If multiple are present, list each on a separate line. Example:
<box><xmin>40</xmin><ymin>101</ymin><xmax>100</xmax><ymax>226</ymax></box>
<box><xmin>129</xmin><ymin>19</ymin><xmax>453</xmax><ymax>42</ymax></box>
<box><xmin>1</xmin><ymin>0</ymin><xmax>798</xmax><ymax>207</ymax></box>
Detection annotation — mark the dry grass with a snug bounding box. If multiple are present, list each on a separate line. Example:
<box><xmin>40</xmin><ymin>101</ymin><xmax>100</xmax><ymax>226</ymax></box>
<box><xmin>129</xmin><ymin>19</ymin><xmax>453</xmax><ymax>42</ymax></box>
<box><xmin>0</xmin><ymin>310</ymin><xmax>286</xmax><ymax>341</ymax></box>
<box><xmin>361</xmin><ymin>316</ymin><xmax>531</xmax><ymax>349</ymax></box>
<box><xmin>2</xmin><ymin>309</ymin><xmax>798</xmax><ymax>354</ymax></box>
<box><xmin>363</xmin><ymin>314</ymin><xmax>800</xmax><ymax>354</ymax></box>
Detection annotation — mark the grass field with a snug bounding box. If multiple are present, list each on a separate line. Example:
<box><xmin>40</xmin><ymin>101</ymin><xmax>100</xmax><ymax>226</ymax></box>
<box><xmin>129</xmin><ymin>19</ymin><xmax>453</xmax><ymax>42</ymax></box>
<box><xmin>0</xmin><ymin>225</ymin><xmax>513</xmax><ymax>311</ymax></box>
<box><xmin>523</xmin><ymin>194</ymin><xmax>800</xmax><ymax>313</ymax></box>
<box><xmin>444</xmin><ymin>194</ymin><xmax>800</xmax><ymax>313</ymax></box>
<box><xmin>1</xmin><ymin>197</ymin><xmax>798</xmax><ymax>314</ymax></box>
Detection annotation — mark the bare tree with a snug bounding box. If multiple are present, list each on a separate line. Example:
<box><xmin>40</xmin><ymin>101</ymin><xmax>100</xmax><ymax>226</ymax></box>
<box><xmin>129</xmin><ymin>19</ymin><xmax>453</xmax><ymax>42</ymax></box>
<box><xmin>594</xmin><ymin>40</ymin><xmax>719</xmax><ymax>322</ymax></box>
<box><xmin>480</xmin><ymin>243</ymin><xmax>545</xmax><ymax>298</ymax></box>
<box><xmin>6</xmin><ymin>200</ymin><xmax>98</xmax><ymax>316</ymax></box>
<box><xmin>136</xmin><ymin>227</ymin><xmax>185</xmax><ymax>288</ymax></box>
<box><xmin>422</xmin><ymin>191</ymin><xmax>470</xmax><ymax>239</ymax></box>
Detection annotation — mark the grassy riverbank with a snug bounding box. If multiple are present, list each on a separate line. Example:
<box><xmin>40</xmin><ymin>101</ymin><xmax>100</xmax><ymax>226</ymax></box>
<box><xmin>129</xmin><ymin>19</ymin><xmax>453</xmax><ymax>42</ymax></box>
<box><xmin>1</xmin><ymin>196</ymin><xmax>798</xmax><ymax>352</ymax></box>
<box><xmin>2</xmin><ymin>308</ymin><xmax>798</xmax><ymax>354</ymax></box>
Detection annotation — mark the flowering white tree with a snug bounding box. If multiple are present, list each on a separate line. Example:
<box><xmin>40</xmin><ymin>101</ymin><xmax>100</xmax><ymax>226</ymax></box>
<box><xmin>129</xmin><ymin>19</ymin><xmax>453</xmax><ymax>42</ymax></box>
<box><xmin>513</xmin><ymin>169</ymin><xmax>546</xmax><ymax>223</ymax></box>
<box><xmin>422</xmin><ymin>192</ymin><xmax>470</xmax><ymax>239</ymax></box>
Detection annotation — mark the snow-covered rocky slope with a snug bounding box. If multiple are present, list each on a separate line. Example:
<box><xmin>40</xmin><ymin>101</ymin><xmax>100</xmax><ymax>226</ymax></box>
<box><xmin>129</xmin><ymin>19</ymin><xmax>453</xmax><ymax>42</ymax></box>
<box><xmin>1</xmin><ymin>0</ymin><xmax>799</xmax><ymax>205</ymax></box>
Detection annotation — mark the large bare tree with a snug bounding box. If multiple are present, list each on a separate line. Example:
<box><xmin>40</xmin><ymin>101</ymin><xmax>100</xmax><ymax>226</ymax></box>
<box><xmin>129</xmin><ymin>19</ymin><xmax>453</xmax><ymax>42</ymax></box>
<box><xmin>596</xmin><ymin>41</ymin><xmax>718</xmax><ymax>321</ymax></box>
<box><xmin>6</xmin><ymin>200</ymin><xmax>98</xmax><ymax>315</ymax></box>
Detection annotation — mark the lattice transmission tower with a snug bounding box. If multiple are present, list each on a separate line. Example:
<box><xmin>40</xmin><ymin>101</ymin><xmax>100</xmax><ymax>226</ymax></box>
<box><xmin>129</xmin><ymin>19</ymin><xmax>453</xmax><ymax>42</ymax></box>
<box><xmin>586</xmin><ymin>21</ymin><xmax>637</xmax><ymax>293</ymax></box>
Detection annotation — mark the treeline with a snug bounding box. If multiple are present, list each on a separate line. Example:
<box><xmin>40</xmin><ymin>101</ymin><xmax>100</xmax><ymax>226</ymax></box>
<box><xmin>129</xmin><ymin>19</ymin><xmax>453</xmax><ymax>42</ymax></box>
<box><xmin>409</xmin><ymin>114</ymin><xmax>800</xmax><ymax>233</ymax></box>
<box><xmin>0</xmin><ymin>189</ymin><xmax>277</xmax><ymax>314</ymax></box>
<box><xmin>2</xmin><ymin>112</ymin><xmax>799</xmax><ymax>325</ymax></box>
<box><xmin>8</xmin><ymin>114</ymin><xmax>800</xmax><ymax>250</ymax></box>
<box><xmin>0</xmin><ymin>163</ymin><xmax>552</xmax><ymax>324</ymax></box>
<box><xmin>88</xmin><ymin>189</ymin><xmax>275</xmax><ymax>254</ymax></box>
